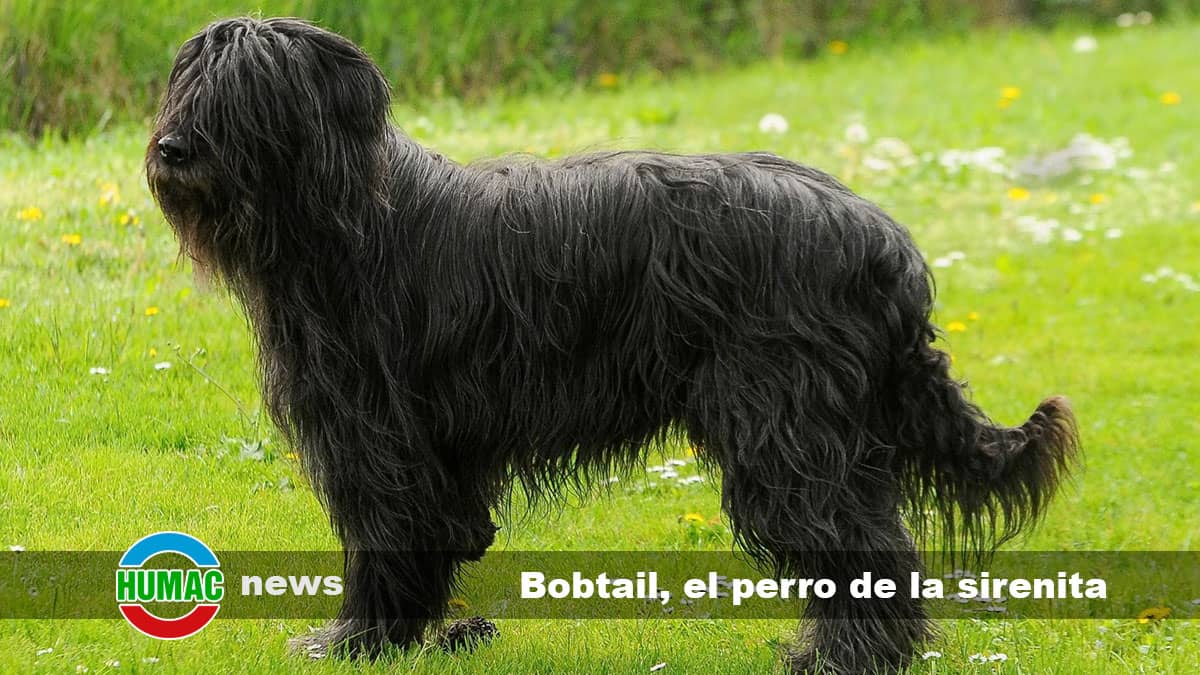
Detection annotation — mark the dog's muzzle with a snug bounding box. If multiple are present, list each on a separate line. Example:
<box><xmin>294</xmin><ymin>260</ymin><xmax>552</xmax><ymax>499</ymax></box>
<box><xmin>157</xmin><ymin>134</ymin><xmax>189</xmax><ymax>166</ymax></box>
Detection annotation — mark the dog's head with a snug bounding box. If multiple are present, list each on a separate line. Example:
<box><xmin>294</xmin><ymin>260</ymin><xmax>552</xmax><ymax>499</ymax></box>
<box><xmin>147</xmin><ymin>18</ymin><xmax>391</xmax><ymax>280</ymax></box>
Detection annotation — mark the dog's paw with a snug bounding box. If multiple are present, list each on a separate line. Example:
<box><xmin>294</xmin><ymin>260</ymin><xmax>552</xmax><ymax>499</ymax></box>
<box><xmin>288</xmin><ymin>620</ymin><xmax>384</xmax><ymax>660</ymax></box>
<box><xmin>289</xmin><ymin>629</ymin><xmax>334</xmax><ymax>660</ymax></box>
<box><xmin>784</xmin><ymin>645</ymin><xmax>906</xmax><ymax>675</ymax></box>
<box><xmin>780</xmin><ymin>643</ymin><xmax>816</xmax><ymax>674</ymax></box>
<box><xmin>437</xmin><ymin>616</ymin><xmax>499</xmax><ymax>652</ymax></box>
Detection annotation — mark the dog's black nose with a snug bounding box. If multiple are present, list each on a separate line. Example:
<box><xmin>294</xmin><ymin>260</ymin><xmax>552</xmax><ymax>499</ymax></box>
<box><xmin>157</xmin><ymin>135</ymin><xmax>189</xmax><ymax>165</ymax></box>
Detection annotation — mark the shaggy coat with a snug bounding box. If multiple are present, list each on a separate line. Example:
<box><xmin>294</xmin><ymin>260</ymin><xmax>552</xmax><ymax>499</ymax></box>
<box><xmin>147</xmin><ymin>17</ymin><xmax>1078</xmax><ymax>674</ymax></box>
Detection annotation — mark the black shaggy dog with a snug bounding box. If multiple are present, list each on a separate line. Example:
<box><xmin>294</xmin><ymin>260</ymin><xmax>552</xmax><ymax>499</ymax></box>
<box><xmin>147</xmin><ymin>17</ymin><xmax>1078</xmax><ymax>674</ymax></box>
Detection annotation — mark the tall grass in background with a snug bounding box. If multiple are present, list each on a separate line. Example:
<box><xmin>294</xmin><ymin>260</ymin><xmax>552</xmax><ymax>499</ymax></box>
<box><xmin>1</xmin><ymin>0</ymin><xmax>1195</xmax><ymax>136</ymax></box>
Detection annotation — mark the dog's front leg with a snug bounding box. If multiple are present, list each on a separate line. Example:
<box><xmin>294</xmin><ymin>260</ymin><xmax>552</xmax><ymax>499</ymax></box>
<box><xmin>293</xmin><ymin>525</ymin><xmax>464</xmax><ymax>658</ymax></box>
<box><xmin>288</xmin><ymin>431</ymin><xmax>488</xmax><ymax>659</ymax></box>
<box><xmin>298</xmin><ymin>530</ymin><xmax>495</xmax><ymax>659</ymax></box>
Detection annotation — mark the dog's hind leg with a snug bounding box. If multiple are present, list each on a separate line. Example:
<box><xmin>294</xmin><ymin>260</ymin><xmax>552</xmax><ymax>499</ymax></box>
<box><xmin>723</xmin><ymin>466</ymin><xmax>930</xmax><ymax>674</ymax></box>
<box><xmin>686</xmin><ymin>359</ymin><xmax>931</xmax><ymax>674</ymax></box>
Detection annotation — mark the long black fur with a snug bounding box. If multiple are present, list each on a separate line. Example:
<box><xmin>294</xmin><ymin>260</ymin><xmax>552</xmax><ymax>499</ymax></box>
<box><xmin>147</xmin><ymin>17</ymin><xmax>1079</xmax><ymax>674</ymax></box>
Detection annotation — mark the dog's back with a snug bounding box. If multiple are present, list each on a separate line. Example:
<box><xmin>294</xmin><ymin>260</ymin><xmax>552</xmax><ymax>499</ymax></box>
<box><xmin>408</xmin><ymin>148</ymin><xmax>932</xmax><ymax>478</ymax></box>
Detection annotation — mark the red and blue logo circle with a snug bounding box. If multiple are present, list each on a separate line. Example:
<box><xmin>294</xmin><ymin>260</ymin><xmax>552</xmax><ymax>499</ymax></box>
<box><xmin>116</xmin><ymin>532</ymin><xmax>223</xmax><ymax>639</ymax></box>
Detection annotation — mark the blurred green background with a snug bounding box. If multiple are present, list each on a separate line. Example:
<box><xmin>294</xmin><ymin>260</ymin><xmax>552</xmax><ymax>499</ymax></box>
<box><xmin>2</xmin><ymin>0</ymin><xmax>1196</xmax><ymax>136</ymax></box>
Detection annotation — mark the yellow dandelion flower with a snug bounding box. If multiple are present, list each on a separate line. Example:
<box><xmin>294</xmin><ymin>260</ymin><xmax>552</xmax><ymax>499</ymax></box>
<box><xmin>1160</xmin><ymin>91</ymin><xmax>1181</xmax><ymax>106</ymax></box>
<box><xmin>17</xmin><ymin>206</ymin><xmax>44</xmax><ymax>221</ymax></box>
<box><xmin>1089</xmin><ymin>193</ymin><xmax>1109</xmax><ymax>205</ymax></box>
<box><xmin>447</xmin><ymin>597</ymin><xmax>469</xmax><ymax>610</ymax></box>
<box><xmin>967</xmin><ymin>311</ymin><xmax>980</xmax><ymax>321</ymax></box>
<box><xmin>0</xmin><ymin>298</ymin><xmax>10</xmax><ymax>309</ymax></box>
<box><xmin>144</xmin><ymin>306</ymin><xmax>160</xmax><ymax>317</ymax></box>
<box><xmin>597</xmin><ymin>72</ymin><xmax>619</xmax><ymax>89</ymax></box>
<box><xmin>98</xmin><ymin>181</ymin><xmax>121</xmax><ymax>207</ymax></box>
<box><xmin>683</xmin><ymin>512</ymin><xmax>705</xmax><ymax>525</ymax></box>
<box><xmin>1137</xmin><ymin>606</ymin><xmax>1170</xmax><ymax>623</ymax></box>
<box><xmin>828</xmin><ymin>40</ymin><xmax>849</xmax><ymax>55</ymax></box>
<box><xmin>118</xmin><ymin>210</ymin><xmax>141</xmax><ymax>226</ymax></box>
<box><xmin>1001</xmin><ymin>86</ymin><xmax>1021</xmax><ymax>100</ymax></box>
<box><xmin>61</xmin><ymin>233</ymin><xmax>82</xmax><ymax>246</ymax></box>
<box><xmin>946</xmin><ymin>321</ymin><xmax>967</xmax><ymax>333</ymax></box>
<box><xmin>149</xmin><ymin>347</ymin><xmax>158</xmax><ymax>358</ymax></box>
<box><xmin>1007</xmin><ymin>187</ymin><xmax>1031</xmax><ymax>201</ymax></box>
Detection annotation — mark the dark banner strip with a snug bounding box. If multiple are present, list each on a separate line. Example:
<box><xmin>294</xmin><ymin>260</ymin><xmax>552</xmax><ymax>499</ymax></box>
<box><xmin>2</xmin><ymin>551</ymin><xmax>1197</xmax><ymax>620</ymax></box>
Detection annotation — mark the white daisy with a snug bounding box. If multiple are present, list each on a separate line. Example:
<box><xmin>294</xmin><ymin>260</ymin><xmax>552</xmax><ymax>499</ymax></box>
<box><xmin>1072</xmin><ymin>36</ymin><xmax>1098</xmax><ymax>53</ymax></box>
<box><xmin>844</xmin><ymin>122</ymin><xmax>869</xmax><ymax>144</ymax></box>
<box><xmin>757</xmin><ymin>113</ymin><xmax>789</xmax><ymax>134</ymax></box>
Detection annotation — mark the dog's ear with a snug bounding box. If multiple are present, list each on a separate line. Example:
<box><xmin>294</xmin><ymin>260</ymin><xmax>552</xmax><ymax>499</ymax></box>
<box><xmin>290</xmin><ymin>21</ymin><xmax>391</xmax><ymax>141</ymax></box>
<box><xmin>324</xmin><ymin>46</ymin><xmax>391</xmax><ymax>138</ymax></box>
<box><xmin>268</xmin><ymin>20</ymin><xmax>393</xmax><ymax>220</ymax></box>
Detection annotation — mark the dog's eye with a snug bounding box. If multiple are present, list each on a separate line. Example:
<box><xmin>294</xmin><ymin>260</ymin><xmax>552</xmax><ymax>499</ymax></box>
<box><xmin>158</xmin><ymin>134</ymin><xmax>190</xmax><ymax>165</ymax></box>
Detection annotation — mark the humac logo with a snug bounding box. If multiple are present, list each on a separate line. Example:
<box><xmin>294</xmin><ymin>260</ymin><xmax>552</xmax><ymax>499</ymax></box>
<box><xmin>115</xmin><ymin>532</ymin><xmax>224</xmax><ymax>639</ymax></box>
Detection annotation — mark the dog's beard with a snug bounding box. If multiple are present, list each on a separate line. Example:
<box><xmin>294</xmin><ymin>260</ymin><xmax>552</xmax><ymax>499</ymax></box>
<box><xmin>172</xmin><ymin>223</ymin><xmax>213</xmax><ymax>288</ymax></box>
<box><xmin>148</xmin><ymin>156</ymin><xmax>223</xmax><ymax>289</ymax></box>
<box><xmin>187</xmin><ymin>251</ymin><xmax>215</xmax><ymax>289</ymax></box>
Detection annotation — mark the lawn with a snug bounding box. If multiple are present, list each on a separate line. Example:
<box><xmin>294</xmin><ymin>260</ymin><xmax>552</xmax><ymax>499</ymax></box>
<box><xmin>1</xmin><ymin>19</ymin><xmax>1198</xmax><ymax>674</ymax></box>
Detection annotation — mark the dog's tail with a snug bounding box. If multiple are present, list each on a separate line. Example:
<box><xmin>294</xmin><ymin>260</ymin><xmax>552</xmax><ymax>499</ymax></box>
<box><xmin>892</xmin><ymin>340</ymin><xmax>1079</xmax><ymax>560</ymax></box>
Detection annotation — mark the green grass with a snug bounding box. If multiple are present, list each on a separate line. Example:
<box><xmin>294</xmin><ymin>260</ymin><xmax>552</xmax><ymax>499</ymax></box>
<box><xmin>2</xmin><ymin>21</ymin><xmax>1199</xmax><ymax>674</ymax></box>
<box><xmin>1</xmin><ymin>0</ymin><xmax>1063</xmax><ymax>135</ymax></box>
